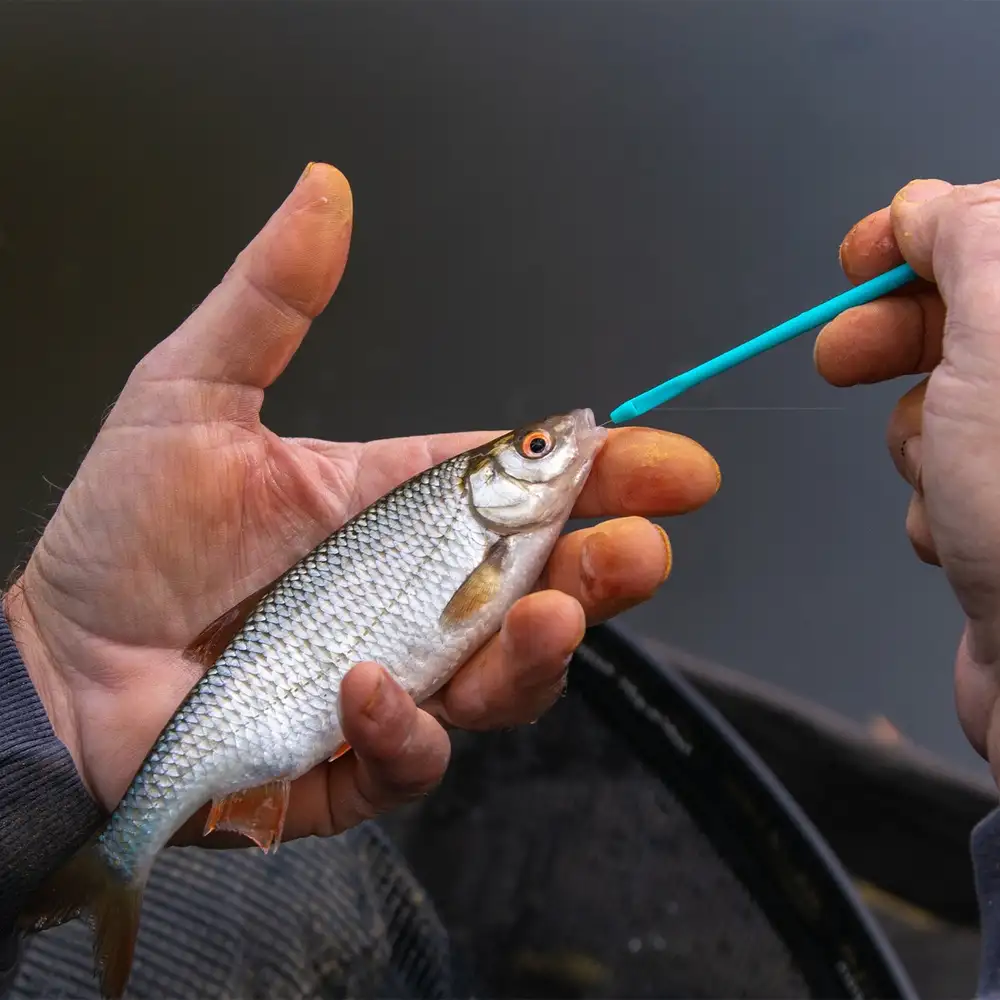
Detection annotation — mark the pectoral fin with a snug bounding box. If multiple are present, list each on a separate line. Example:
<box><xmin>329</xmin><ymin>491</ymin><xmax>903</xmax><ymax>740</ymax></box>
<box><xmin>441</xmin><ymin>538</ymin><xmax>509</xmax><ymax>626</ymax></box>
<box><xmin>204</xmin><ymin>779</ymin><xmax>290</xmax><ymax>854</ymax></box>
<box><xmin>184</xmin><ymin>583</ymin><xmax>274</xmax><ymax>669</ymax></box>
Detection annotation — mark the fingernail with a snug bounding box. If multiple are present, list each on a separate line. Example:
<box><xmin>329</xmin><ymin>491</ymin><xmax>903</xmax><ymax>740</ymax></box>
<box><xmin>555</xmin><ymin>665</ymin><xmax>571</xmax><ymax>700</ymax></box>
<box><xmin>297</xmin><ymin>161</ymin><xmax>316</xmax><ymax>186</ymax></box>
<box><xmin>898</xmin><ymin>178</ymin><xmax>952</xmax><ymax>205</ymax></box>
<box><xmin>362</xmin><ymin>667</ymin><xmax>387</xmax><ymax>721</ymax></box>
<box><xmin>654</xmin><ymin>523</ymin><xmax>673</xmax><ymax>583</ymax></box>
<box><xmin>579</xmin><ymin>534</ymin><xmax>601</xmax><ymax>597</ymax></box>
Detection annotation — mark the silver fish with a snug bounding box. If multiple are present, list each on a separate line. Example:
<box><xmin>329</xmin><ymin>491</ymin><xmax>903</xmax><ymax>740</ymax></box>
<box><xmin>21</xmin><ymin>408</ymin><xmax>606</xmax><ymax>998</ymax></box>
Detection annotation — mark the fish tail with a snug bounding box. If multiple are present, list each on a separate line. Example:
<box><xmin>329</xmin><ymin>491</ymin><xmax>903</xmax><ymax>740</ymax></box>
<box><xmin>18</xmin><ymin>834</ymin><xmax>145</xmax><ymax>999</ymax></box>
<box><xmin>91</xmin><ymin>879</ymin><xmax>143</xmax><ymax>1000</ymax></box>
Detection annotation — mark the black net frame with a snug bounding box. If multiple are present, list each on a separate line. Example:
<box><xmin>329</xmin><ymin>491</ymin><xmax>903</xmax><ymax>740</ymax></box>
<box><xmin>572</xmin><ymin>624</ymin><xmax>919</xmax><ymax>1000</ymax></box>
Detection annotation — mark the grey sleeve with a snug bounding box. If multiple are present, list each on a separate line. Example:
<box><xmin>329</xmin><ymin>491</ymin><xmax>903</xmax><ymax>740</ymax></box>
<box><xmin>973</xmin><ymin>806</ymin><xmax>1000</xmax><ymax>997</ymax></box>
<box><xmin>0</xmin><ymin>606</ymin><xmax>103</xmax><ymax>994</ymax></box>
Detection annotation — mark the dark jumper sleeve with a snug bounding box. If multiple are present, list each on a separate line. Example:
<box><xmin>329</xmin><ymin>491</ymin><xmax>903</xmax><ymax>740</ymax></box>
<box><xmin>0</xmin><ymin>607</ymin><xmax>103</xmax><ymax>995</ymax></box>
<box><xmin>973</xmin><ymin>807</ymin><xmax>1000</xmax><ymax>998</ymax></box>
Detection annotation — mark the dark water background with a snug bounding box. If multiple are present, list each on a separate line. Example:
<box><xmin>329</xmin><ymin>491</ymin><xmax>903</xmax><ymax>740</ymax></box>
<box><xmin>1</xmin><ymin>1</ymin><xmax>996</xmax><ymax>774</ymax></box>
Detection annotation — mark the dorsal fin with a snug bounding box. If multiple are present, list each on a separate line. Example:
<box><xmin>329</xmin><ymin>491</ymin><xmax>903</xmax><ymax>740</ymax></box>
<box><xmin>183</xmin><ymin>583</ymin><xmax>274</xmax><ymax>668</ymax></box>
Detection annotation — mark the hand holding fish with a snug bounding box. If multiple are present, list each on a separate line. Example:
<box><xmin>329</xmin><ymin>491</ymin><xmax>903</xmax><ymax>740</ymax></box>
<box><xmin>815</xmin><ymin>178</ymin><xmax>1000</xmax><ymax>780</ymax></box>
<box><xmin>4</xmin><ymin>163</ymin><xmax>719</xmax><ymax>997</ymax></box>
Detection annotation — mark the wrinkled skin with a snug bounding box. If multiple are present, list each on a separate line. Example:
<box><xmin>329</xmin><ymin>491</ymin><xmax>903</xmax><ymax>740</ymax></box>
<box><xmin>815</xmin><ymin>178</ymin><xmax>1000</xmax><ymax>783</ymax></box>
<box><xmin>4</xmin><ymin>163</ymin><xmax>722</xmax><ymax>842</ymax></box>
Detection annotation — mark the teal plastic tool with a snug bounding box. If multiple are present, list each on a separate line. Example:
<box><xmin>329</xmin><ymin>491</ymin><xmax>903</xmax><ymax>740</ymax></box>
<box><xmin>608</xmin><ymin>262</ymin><xmax>918</xmax><ymax>425</ymax></box>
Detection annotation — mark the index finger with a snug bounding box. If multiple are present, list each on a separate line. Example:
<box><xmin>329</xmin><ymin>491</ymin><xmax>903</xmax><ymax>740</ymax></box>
<box><xmin>815</xmin><ymin>202</ymin><xmax>944</xmax><ymax>387</ymax></box>
<box><xmin>839</xmin><ymin>207</ymin><xmax>905</xmax><ymax>285</ymax></box>
<box><xmin>571</xmin><ymin>426</ymin><xmax>720</xmax><ymax>518</ymax></box>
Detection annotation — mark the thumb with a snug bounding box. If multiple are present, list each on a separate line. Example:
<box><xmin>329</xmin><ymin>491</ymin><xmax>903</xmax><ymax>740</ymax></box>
<box><xmin>128</xmin><ymin>162</ymin><xmax>353</xmax><ymax>398</ymax></box>
<box><xmin>892</xmin><ymin>179</ymin><xmax>1000</xmax><ymax>336</ymax></box>
<box><xmin>889</xmin><ymin>177</ymin><xmax>954</xmax><ymax>282</ymax></box>
<box><xmin>892</xmin><ymin>179</ymin><xmax>1000</xmax><ymax>627</ymax></box>
<box><xmin>891</xmin><ymin>179</ymin><xmax>1000</xmax><ymax>414</ymax></box>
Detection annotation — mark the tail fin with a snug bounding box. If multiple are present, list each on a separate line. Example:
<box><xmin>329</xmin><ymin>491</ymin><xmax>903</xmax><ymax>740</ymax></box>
<box><xmin>17</xmin><ymin>835</ymin><xmax>145</xmax><ymax>999</ymax></box>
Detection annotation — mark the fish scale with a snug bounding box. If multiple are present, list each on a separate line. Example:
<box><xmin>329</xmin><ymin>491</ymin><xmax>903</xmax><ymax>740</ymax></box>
<box><xmin>20</xmin><ymin>408</ymin><xmax>606</xmax><ymax>1000</ymax></box>
<box><xmin>104</xmin><ymin>455</ymin><xmax>493</xmax><ymax>877</ymax></box>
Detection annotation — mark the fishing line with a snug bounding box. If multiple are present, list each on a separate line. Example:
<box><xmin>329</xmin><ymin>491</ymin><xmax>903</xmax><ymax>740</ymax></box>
<box><xmin>598</xmin><ymin>407</ymin><xmax>842</xmax><ymax>428</ymax></box>
<box><xmin>650</xmin><ymin>406</ymin><xmax>843</xmax><ymax>412</ymax></box>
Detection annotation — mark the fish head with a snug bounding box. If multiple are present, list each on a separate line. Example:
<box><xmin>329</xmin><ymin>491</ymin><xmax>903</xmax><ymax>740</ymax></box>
<box><xmin>466</xmin><ymin>408</ymin><xmax>607</xmax><ymax>533</ymax></box>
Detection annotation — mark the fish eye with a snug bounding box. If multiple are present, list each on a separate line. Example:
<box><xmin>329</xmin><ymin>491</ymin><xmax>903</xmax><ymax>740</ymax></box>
<box><xmin>521</xmin><ymin>430</ymin><xmax>553</xmax><ymax>459</ymax></box>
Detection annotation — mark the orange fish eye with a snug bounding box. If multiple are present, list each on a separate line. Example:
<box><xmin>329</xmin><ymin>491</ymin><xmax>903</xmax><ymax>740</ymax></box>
<box><xmin>521</xmin><ymin>430</ymin><xmax>553</xmax><ymax>458</ymax></box>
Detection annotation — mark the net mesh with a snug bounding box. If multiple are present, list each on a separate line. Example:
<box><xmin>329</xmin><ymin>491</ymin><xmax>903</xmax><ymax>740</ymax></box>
<box><xmin>9</xmin><ymin>825</ymin><xmax>453</xmax><ymax>1000</ymax></box>
<box><xmin>385</xmin><ymin>685</ymin><xmax>809</xmax><ymax>998</ymax></box>
<box><xmin>11</xmin><ymin>687</ymin><xmax>809</xmax><ymax>999</ymax></box>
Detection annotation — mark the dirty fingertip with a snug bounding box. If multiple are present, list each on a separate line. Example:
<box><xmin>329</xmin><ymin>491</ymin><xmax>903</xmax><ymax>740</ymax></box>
<box><xmin>292</xmin><ymin>161</ymin><xmax>354</xmax><ymax>221</ymax></box>
<box><xmin>891</xmin><ymin>179</ymin><xmax>953</xmax><ymax>279</ymax></box>
<box><xmin>505</xmin><ymin>590</ymin><xmax>586</xmax><ymax>662</ymax></box>
<box><xmin>812</xmin><ymin>321</ymin><xmax>851</xmax><ymax>385</ymax></box>
<box><xmin>895</xmin><ymin>178</ymin><xmax>953</xmax><ymax>206</ymax></box>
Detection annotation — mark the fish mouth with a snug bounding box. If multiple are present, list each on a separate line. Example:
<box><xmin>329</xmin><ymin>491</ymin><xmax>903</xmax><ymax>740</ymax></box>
<box><xmin>573</xmin><ymin>407</ymin><xmax>606</xmax><ymax>443</ymax></box>
<box><xmin>570</xmin><ymin>407</ymin><xmax>608</xmax><ymax>465</ymax></box>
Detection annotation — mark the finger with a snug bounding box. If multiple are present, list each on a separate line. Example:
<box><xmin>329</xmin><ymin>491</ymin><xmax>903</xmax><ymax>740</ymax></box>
<box><xmin>425</xmin><ymin>516</ymin><xmax>671</xmax><ymax>730</ymax></box>
<box><xmin>869</xmin><ymin>715</ymin><xmax>907</xmax><ymax>747</ymax></box>
<box><xmin>538</xmin><ymin>516</ymin><xmax>672</xmax><ymax>621</ymax></box>
<box><xmin>955</xmin><ymin>627</ymin><xmax>993</xmax><ymax>761</ymax></box>
<box><xmin>905</xmin><ymin>493</ymin><xmax>941</xmax><ymax>566</ymax></box>
<box><xmin>128</xmin><ymin>163</ymin><xmax>353</xmax><ymax>398</ymax></box>
<box><xmin>574</xmin><ymin>427</ymin><xmax>720</xmax><ymax>518</ymax></box>
<box><xmin>295</xmin><ymin>427</ymin><xmax>721</xmax><ymax>520</ymax></box>
<box><xmin>322</xmin><ymin>662</ymin><xmax>451</xmax><ymax>834</ymax></box>
<box><xmin>839</xmin><ymin>207</ymin><xmax>906</xmax><ymax>284</ymax></box>
<box><xmin>425</xmin><ymin>589</ymin><xmax>586</xmax><ymax>730</ymax></box>
<box><xmin>814</xmin><ymin>291</ymin><xmax>945</xmax><ymax>387</ymax></box>
<box><xmin>886</xmin><ymin>378</ymin><xmax>928</xmax><ymax>489</ymax></box>
<box><xmin>818</xmin><ymin>195</ymin><xmax>944</xmax><ymax>388</ymax></box>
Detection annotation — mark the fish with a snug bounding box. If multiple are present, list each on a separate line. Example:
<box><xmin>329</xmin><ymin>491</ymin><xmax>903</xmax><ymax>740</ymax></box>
<box><xmin>18</xmin><ymin>408</ymin><xmax>607</xmax><ymax>999</ymax></box>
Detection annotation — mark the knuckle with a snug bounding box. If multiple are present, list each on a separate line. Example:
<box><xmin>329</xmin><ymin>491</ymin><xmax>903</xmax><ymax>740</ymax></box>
<box><xmin>951</xmin><ymin>181</ymin><xmax>1000</xmax><ymax>214</ymax></box>
<box><xmin>939</xmin><ymin>184</ymin><xmax>1000</xmax><ymax>259</ymax></box>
